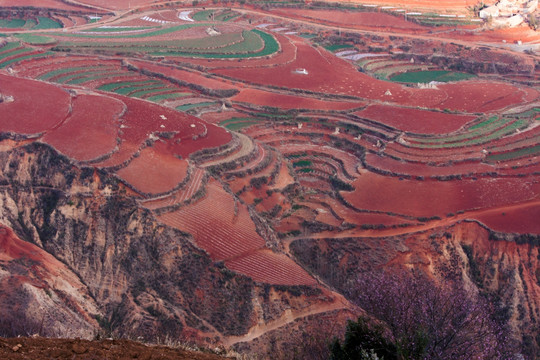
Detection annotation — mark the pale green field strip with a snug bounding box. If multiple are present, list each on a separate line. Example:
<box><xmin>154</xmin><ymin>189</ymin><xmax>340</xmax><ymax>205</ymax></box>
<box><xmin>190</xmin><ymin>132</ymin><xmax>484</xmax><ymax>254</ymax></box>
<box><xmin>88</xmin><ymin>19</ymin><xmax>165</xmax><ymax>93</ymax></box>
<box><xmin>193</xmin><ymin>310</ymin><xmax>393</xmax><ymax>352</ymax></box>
<box><xmin>487</xmin><ymin>142</ymin><xmax>540</xmax><ymax>162</ymax></box>
<box><xmin>129</xmin><ymin>87</ymin><xmax>180</xmax><ymax>98</ymax></box>
<box><xmin>39</xmin><ymin>65</ymin><xmax>113</xmax><ymax>80</ymax></box>
<box><xmin>0</xmin><ymin>19</ymin><xmax>26</xmax><ymax>28</ymax></box>
<box><xmin>324</xmin><ymin>44</ymin><xmax>354</xmax><ymax>51</ymax></box>
<box><xmin>0</xmin><ymin>47</ymin><xmax>33</xmax><ymax>60</ymax></box>
<box><xmin>151</xmin><ymin>29</ymin><xmax>278</xmax><ymax>58</ymax></box>
<box><xmin>14</xmin><ymin>34</ymin><xmax>56</xmax><ymax>45</ymax></box>
<box><xmin>114</xmin><ymin>83</ymin><xmax>165</xmax><ymax>95</ymax></box>
<box><xmin>82</xmin><ymin>26</ymin><xmax>158</xmax><ymax>32</ymax></box>
<box><xmin>98</xmin><ymin>80</ymin><xmax>162</xmax><ymax>92</ymax></box>
<box><xmin>53</xmin><ymin>69</ymin><xmax>126</xmax><ymax>83</ymax></box>
<box><xmin>56</xmin><ymin>31</ymin><xmax>245</xmax><ymax>53</ymax></box>
<box><xmin>48</xmin><ymin>23</ymin><xmax>209</xmax><ymax>39</ymax></box>
<box><xmin>469</xmin><ymin>115</ymin><xmax>499</xmax><ymax>130</ymax></box>
<box><xmin>145</xmin><ymin>92</ymin><xmax>191</xmax><ymax>102</ymax></box>
<box><xmin>0</xmin><ymin>52</ymin><xmax>52</xmax><ymax>68</ymax></box>
<box><xmin>390</xmin><ymin>70</ymin><xmax>476</xmax><ymax>83</ymax></box>
<box><xmin>176</xmin><ymin>102</ymin><xmax>217</xmax><ymax>111</ymax></box>
<box><xmin>65</xmin><ymin>72</ymin><xmax>135</xmax><ymax>85</ymax></box>
<box><xmin>408</xmin><ymin>119</ymin><xmax>528</xmax><ymax>149</ymax></box>
<box><xmin>34</xmin><ymin>17</ymin><xmax>62</xmax><ymax>29</ymax></box>
<box><xmin>192</xmin><ymin>10</ymin><xmax>214</xmax><ymax>21</ymax></box>
<box><xmin>0</xmin><ymin>42</ymin><xmax>22</xmax><ymax>54</ymax></box>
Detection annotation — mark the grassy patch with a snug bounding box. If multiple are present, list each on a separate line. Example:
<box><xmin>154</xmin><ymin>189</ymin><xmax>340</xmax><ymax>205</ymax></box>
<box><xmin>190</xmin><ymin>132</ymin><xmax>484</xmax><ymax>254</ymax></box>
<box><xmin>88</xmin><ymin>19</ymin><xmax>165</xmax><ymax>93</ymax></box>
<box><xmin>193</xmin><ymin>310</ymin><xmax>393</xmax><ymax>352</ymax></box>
<box><xmin>293</xmin><ymin>160</ymin><xmax>312</xmax><ymax>168</ymax></box>
<box><xmin>82</xmin><ymin>26</ymin><xmax>158</xmax><ymax>32</ymax></box>
<box><xmin>35</xmin><ymin>17</ymin><xmax>62</xmax><ymax>29</ymax></box>
<box><xmin>15</xmin><ymin>34</ymin><xmax>56</xmax><ymax>45</ymax></box>
<box><xmin>176</xmin><ymin>102</ymin><xmax>217</xmax><ymax>111</ymax></box>
<box><xmin>487</xmin><ymin>144</ymin><xmax>540</xmax><ymax>162</ymax></box>
<box><xmin>0</xmin><ymin>52</ymin><xmax>52</xmax><ymax>68</ymax></box>
<box><xmin>390</xmin><ymin>70</ymin><xmax>475</xmax><ymax>83</ymax></box>
<box><xmin>469</xmin><ymin>116</ymin><xmax>499</xmax><ymax>130</ymax></box>
<box><xmin>0</xmin><ymin>42</ymin><xmax>22</xmax><ymax>54</ymax></box>
<box><xmin>49</xmin><ymin>23</ymin><xmax>208</xmax><ymax>39</ymax></box>
<box><xmin>146</xmin><ymin>92</ymin><xmax>191</xmax><ymax>102</ymax></box>
<box><xmin>98</xmin><ymin>80</ymin><xmax>161</xmax><ymax>92</ymax></box>
<box><xmin>0</xmin><ymin>47</ymin><xmax>32</xmax><ymax>60</ymax></box>
<box><xmin>0</xmin><ymin>19</ymin><xmax>26</xmax><ymax>28</ymax></box>
<box><xmin>324</xmin><ymin>44</ymin><xmax>354</xmax><ymax>52</ymax></box>
<box><xmin>39</xmin><ymin>65</ymin><xmax>111</xmax><ymax>80</ymax></box>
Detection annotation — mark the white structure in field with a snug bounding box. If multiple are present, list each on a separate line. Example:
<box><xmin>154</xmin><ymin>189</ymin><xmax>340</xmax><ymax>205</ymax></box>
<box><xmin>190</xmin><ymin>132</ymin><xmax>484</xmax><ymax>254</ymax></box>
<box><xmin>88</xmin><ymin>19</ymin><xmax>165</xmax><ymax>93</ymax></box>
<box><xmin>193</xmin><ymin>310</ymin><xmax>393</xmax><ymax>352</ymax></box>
<box><xmin>479</xmin><ymin>0</ymin><xmax>538</xmax><ymax>27</ymax></box>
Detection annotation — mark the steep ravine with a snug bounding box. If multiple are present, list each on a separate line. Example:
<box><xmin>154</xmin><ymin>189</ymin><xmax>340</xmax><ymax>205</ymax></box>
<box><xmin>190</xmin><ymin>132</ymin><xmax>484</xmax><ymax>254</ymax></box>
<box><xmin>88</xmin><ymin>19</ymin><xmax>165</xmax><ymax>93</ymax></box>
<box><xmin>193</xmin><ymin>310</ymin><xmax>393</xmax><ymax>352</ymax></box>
<box><xmin>0</xmin><ymin>142</ymin><xmax>341</xmax><ymax>348</ymax></box>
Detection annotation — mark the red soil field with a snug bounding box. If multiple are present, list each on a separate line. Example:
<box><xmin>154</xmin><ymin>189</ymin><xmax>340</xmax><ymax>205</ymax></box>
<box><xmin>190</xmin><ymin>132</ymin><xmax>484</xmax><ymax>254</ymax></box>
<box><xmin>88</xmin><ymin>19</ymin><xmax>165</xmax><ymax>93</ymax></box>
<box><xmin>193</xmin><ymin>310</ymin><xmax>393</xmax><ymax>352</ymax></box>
<box><xmin>0</xmin><ymin>0</ymin><xmax>98</xmax><ymax>12</ymax></box>
<box><xmin>157</xmin><ymin>180</ymin><xmax>266</xmax><ymax>261</ymax></box>
<box><xmin>343</xmin><ymin>171</ymin><xmax>540</xmax><ymax>218</ymax></box>
<box><xmin>271</xmin><ymin>8</ymin><xmax>428</xmax><ymax>32</ymax></box>
<box><xmin>474</xmin><ymin>202</ymin><xmax>540</xmax><ymax>234</ymax></box>
<box><xmin>232</xmin><ymin>89</ymin><xmax>364</xmax><ymax>111</ymax></box>
<box><xmin>74</xmin><ymin>0</ymin><xmax>153</xmax><ymax>11</ymax></box>
<box><xmin>42</xmin><ymin>94</ymin><xmax>123</xmax><ymax>162</ymax></box>
<box><xmin>356</xmin><ymin>105</ymin><xmax>476</xmax><ymax>134</ymax></box>
<box><xmin>116</xmin><ymin>146</ymin><xmax>189</xmax><ymax>194</ymax></box>
<box><xmin>0</xmin><ymin>73</ymin><xmax>71</xmax><ymax>135</ymax></box>
<box><xmin>107</xmin><ymin>94</ymin><xmax>231</xmax><ymax>158</ymax></box>
<box><xmin>225</xmin><ymin>249</ymin><xmax>316</xmax><ymax>286</ymax></box>
<box><xmin>434</xmin><ymin>81</ymin><xmax>539</xmax><ymax>113</ymax></box>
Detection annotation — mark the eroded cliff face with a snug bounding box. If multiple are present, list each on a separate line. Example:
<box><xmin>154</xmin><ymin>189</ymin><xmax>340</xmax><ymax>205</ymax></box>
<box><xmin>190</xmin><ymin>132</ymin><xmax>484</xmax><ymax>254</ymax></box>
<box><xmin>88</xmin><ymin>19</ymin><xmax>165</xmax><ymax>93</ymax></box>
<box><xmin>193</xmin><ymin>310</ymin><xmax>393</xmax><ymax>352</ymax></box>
<box><xmin>291</xmin><ymin>221</ymin><xmax>540</xmax><ymax>357</ymax></box>
<box><xmin>0</xmin><ymin>141</ymin><xmax>339</xmax><ymax>347</ymax></box>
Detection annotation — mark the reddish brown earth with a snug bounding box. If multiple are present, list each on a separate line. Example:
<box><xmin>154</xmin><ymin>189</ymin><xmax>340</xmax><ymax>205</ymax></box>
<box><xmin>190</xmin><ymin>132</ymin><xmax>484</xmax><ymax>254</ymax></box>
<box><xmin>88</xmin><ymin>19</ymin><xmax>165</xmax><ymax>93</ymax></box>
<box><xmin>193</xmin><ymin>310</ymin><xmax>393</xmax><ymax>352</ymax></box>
<box><xmin>0</xmin><ymin>337</ymin><xmax>225</xmax><ymax>360</ymax></box>
<box><xmin>42</xmin><ymin>94</ymin><xmax>124</xmax><ymax>162</ymax></box>
<box><xmin>0</xmin><ymin>73</ymin><xmax>71</xmax><ymax>135</ymax></box>
<box><xmin>344</xmin><ymin>170</ymin><xmax>540</xmax><ymax>219</ymax></box>
<box><xmin>0</xmin><ymin>0</ymin><xmax>99</xmax><ymax>12</ymax></box>
<box><xmin>271</xmin><ymin>8</ymin><xmax>430</xmax><ymax>32</ymax></box>
<box><xmin>356</xmin><ymin>105</ymin><xmax>476</xmax><ymax>134</ymax></box>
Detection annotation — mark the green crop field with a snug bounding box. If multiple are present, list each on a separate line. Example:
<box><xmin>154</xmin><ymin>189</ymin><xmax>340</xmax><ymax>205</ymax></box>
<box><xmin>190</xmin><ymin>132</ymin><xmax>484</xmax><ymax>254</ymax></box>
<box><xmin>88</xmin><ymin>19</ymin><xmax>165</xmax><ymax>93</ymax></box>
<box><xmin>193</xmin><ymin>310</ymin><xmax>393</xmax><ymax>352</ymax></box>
<box><xmin>324</xmin><ymin>44</ymin><xmax>354</xmax><ymax>52</ymax></box>
<box><xmin>34</xmin><ymin>17</ymin><xmax>62</xmax><ymax>29</ymax></box>
<box><xmin>0</xmin><ymin>42</ymin><xmax>22</xmax><ymax>54</ymax></box>
<box><xmin>98</xmin><ymin>80</ymin><xmax>161</xmax><ymax>92</ymax></box>
<box><xmin>176</xmin><ymin>102</ymin><xmax>217</xmax><ymax>111</ymax></box>
<box><xmin>486</xmin><ymin>143</ymin><xmax>540</xmax><ymax>162</ymax></box>
<box><xmin>146</xmin><ymin>92</ymin><xmax>191</xmax><ymax>102</ymax></box>
<box><xmin>293</xmin><ymin>160</ymin><xmax>313</xmax><ymax>168</ymax></box>
<box><xmin>0</xmin><ymin>52</ymin><xmax>52</xmax><ymax>68</ymax></box>
<box><xmin>82</xmin><ymin>26</ymin><xmax>158</xmax><ymax>32</ymax></box>
<box><xmin>65</xmin><ymin>72</ymin><xmax>133</xmax><ymax>85</ymax></box>
<box><xmin>49</xmin><ymin>23</ymin><xmax>209</xmax><ymax>39</ymax></box>
<box><xmin>0</xmin><ymin>19</ymin><xmax>26</xmax><ymax>28</ymax></box>
<box><xmin>0</xmin><ymin>47</ymin><xmax>32</xmax><ymax>60</ymax></box>
<box><xmin>390</xmin><ymin>70</ymin><xmax>476</xmax><ymax>83</ymax></box>
<box><xmin>15</xmin><ymin>34</ymin><xmax>56</xmax><ymax>45</ymax></box>
<box><xmin>39</xmin><ymin>65</ymin><xmax>112</xmax><ymax>80</ymax></box>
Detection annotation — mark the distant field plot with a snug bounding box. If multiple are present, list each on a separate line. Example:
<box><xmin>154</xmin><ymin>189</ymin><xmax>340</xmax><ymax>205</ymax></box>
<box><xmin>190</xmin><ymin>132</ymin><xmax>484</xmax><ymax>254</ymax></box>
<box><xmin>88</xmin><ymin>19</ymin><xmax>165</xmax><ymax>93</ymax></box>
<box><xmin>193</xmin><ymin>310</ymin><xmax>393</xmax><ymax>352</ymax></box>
<box><xmin>14</xmin><ymin>34</ymin><xmax>56</xmax><ymax>45</ymax></box>
<box><xmin>192</xmin><ymin>9</ymin><xmax>240</xmax><ymax>22</ymax></box>
<box><xmin>390</xmin><ymin>70</ymin><xmax>476</xmax><ymax>83</ymax></box>
<box><xmin>51</xmin><ymin>28</ymin><xmax>278</xmax><ymax>59</ymax></box>
<box><xmin>0</xmin><ymin>16</ymin><xmax>63</xmax><ymax>29</ymax></box>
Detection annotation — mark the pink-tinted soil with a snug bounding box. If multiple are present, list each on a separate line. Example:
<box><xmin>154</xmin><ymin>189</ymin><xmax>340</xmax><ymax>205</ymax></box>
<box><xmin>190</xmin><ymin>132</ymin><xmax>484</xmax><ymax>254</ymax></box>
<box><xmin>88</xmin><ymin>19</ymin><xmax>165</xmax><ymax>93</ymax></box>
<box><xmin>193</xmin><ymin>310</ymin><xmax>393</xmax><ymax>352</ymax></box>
<box><xmin>0</xmin><ymin>0</ymin><xmax>99</xmax><ymax>12</ymax></box>
<box><xmin>343</xmin><ymin>171</ymin><xmax>540</xmax><ymax>218</ymax></box>
<box><xmin>232</xmin><ymin>89</ymin><xmax>364</xmax><ymax>111</ymax></box>
<box><xmin>272</xmin><ymin>8</ymin><xmax>429</xmax><ymax>32</ymax></box>
<box><xmin>116</xmin><ymin>146</ymin><xmax>189</xmax><ymax>194</ymax></box>
<box><xmin>474</xmin><ymin>202</ymin><xmax>540</xmax><ymax>234</ymax></box>
<box><xmin>42</xmin><ymin>94</ymin><xmax>123</xmax><ymax>161</ymax></box>
<box><xmin>225</xmin><ymin>249</ymin><xmax>316</xmax><ymax>285</ymax></box>
<box><xmin>356</xmin><ymin>105</ymin><xmax>476</xmax><ymax>134</ymax></box>
<box><xmin>0</xmin><ymin>73</ymin><xmax>71</xmax><ymax>135</ymax></box>
<box><xmin>157</xmin><ymin>180</ymin><xmax>266</xmax><ymax>261</ymax></box>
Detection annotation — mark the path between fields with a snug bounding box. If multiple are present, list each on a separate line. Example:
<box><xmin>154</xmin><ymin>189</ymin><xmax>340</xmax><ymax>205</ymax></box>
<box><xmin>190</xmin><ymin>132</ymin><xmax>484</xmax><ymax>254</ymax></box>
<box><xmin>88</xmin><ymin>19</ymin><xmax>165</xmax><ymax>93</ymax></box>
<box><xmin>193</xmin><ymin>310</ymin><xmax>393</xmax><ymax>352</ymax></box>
<box><xmin>221</xmin><ymin>290</ymin><xmax>352</xmax><ymax>346</ymax></box>
<box><xmin>288</xmin><ymin>196</ymin><xmax>540</xmax><ymax>242</ymax></box>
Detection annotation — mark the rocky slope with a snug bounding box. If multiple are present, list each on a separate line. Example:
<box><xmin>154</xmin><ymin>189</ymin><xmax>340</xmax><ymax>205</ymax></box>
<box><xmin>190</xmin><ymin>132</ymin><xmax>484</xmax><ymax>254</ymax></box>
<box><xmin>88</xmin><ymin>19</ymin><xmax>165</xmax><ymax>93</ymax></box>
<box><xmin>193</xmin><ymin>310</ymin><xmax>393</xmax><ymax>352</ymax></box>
<box><xmin>0</xmin><ymin>140</ymin><xmax>349</xmax><ymax>353</ymax></box>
